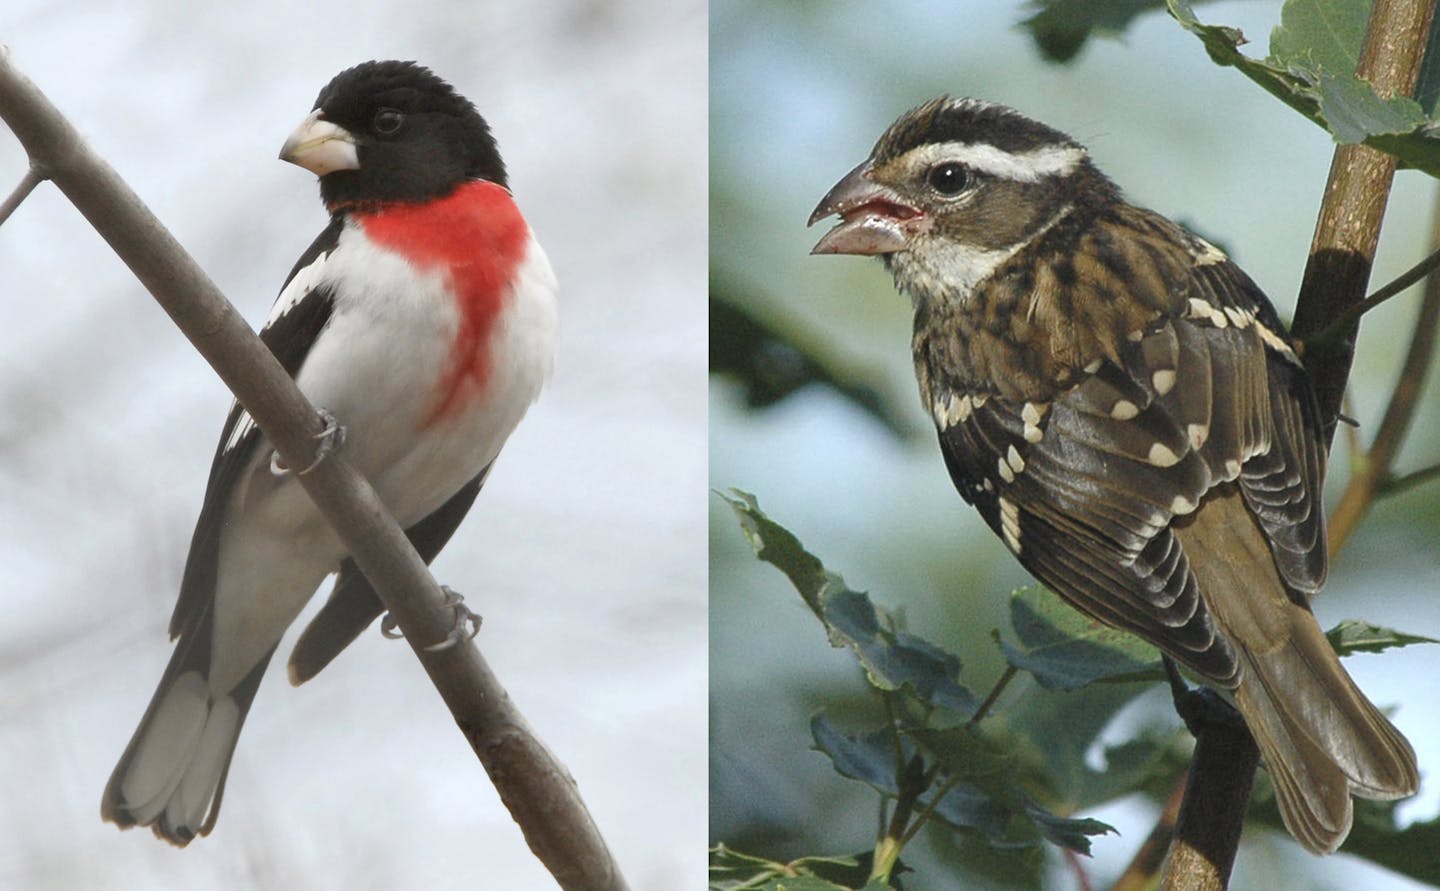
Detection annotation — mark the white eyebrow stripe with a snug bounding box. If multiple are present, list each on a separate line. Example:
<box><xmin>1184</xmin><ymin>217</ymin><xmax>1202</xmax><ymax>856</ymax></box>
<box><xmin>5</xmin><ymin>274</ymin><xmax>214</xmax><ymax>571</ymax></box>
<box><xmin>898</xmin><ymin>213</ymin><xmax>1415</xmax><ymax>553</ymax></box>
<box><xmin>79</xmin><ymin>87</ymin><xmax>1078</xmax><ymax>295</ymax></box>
<box><xmin>905</xmin><ymin>140</ymin><xmax>1086</xmax><ymax>183</ymax></box>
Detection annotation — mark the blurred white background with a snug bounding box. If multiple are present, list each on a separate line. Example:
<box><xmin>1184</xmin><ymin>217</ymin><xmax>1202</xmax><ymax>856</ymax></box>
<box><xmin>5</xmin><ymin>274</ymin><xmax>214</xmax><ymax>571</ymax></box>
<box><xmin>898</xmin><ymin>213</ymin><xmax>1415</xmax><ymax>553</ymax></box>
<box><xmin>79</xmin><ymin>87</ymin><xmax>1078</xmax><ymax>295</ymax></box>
<box><xmin>1</xmin><ymin>1</ymin><xmax>705</xmax><ymax>888</ymax></box>
<box><xmin>711</xmin><ymin>2</ymin><xmax>1440</xmax><ymax>889</ymax></box>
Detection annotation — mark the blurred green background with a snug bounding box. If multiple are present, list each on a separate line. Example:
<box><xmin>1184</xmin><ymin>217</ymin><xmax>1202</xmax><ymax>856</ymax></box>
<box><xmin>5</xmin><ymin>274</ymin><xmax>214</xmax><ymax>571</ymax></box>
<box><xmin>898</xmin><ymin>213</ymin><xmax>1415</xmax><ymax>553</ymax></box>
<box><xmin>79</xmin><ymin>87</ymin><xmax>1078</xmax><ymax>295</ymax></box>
<box><xmin>710</xmin><ymin>2</ymin><xmax>1440</xmax><ymax>888</ymax></box>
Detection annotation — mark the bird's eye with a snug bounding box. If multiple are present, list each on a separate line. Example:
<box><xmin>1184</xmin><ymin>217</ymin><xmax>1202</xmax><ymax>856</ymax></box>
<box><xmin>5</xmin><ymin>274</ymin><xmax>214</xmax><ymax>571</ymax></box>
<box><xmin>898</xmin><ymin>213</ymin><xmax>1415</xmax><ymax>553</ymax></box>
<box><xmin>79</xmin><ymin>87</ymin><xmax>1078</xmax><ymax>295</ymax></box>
<box><xmin>372</xmin><ymin>108</ymin><xmax>404</xmax><ymax>135</ymax></box>
<box><xmin>927</xmin><ymin>162</ymin><xmax>970</xmax><ymax>196</ymax></box>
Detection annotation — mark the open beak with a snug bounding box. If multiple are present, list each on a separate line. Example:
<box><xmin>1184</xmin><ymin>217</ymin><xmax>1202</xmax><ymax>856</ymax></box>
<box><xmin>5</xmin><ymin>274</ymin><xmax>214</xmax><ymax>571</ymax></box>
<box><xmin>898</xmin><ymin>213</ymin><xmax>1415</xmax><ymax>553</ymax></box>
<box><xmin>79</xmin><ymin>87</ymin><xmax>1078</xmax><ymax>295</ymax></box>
<box><xmin>808</xmin><ymin>160</ymin><xmax>927</xmax><ymax>256</ymax></box>
<box><xmin>279</xmin><ymin>109</ymin><xmax>360</xmax><ymax>176</ymax></box>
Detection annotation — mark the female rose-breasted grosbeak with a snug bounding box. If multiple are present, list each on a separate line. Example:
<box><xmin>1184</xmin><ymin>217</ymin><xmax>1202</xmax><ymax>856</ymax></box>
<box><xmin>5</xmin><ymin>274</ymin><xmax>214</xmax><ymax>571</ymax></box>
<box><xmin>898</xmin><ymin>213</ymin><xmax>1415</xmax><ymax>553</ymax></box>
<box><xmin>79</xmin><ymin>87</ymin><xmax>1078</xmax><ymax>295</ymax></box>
<box><xmin>808</xmin><ymin>97</ymin><xmax>1417</xmax><ymax>854</ymax></box>
<box><xmin>101</xmin><ymin>61</ymin><xmax>558</xmax><ymax>845</ymax></box>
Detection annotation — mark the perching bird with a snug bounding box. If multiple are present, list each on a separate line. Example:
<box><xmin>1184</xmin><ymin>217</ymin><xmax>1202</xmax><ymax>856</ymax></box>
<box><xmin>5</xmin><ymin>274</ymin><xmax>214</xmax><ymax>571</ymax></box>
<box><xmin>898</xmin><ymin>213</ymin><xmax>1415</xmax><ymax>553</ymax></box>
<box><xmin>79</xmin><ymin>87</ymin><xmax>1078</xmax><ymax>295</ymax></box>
<box><xmin>808</xmin><ymin>96</ymin><xmax>1416</xmax><ymax>854</ymax></box>
<box><xmin>102</xmin><ymin>60</ymin><xmax>558</xmax><ymax>845</ymax></box>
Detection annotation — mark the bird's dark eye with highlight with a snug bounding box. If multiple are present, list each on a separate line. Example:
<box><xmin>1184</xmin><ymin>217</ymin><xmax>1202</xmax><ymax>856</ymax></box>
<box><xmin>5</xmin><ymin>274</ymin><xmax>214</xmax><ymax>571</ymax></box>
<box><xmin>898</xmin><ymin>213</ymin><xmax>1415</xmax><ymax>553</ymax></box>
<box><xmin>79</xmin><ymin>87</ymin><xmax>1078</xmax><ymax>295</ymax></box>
<box><xmin>927</xmin><ymin>162</ymin><xmax>970</xmax><ymax>195</ymax></box>
<box><xmin>372</xmin><ymin>108</ymin><xmax>404</xmax><ymax>135</ymax></box>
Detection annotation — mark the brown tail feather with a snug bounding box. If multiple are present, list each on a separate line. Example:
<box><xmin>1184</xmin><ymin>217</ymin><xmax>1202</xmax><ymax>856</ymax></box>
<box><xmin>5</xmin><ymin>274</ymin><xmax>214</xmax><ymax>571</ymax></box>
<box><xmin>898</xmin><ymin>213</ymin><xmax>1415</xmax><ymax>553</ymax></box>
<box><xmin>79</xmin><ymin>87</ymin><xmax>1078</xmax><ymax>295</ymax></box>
<box><xmin>1174</xmin><ymin>488</ymin><xmax>1417</xmax><ymax>853</ymax></box>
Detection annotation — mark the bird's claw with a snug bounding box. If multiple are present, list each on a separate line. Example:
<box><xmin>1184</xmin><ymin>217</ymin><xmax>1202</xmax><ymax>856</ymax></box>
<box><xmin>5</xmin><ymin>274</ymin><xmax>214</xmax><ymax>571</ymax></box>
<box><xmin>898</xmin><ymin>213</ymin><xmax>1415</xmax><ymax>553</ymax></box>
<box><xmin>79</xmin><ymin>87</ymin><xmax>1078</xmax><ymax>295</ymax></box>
<box><xmin>1163</xmin><ymin>656</ymin><xmax>1246</xmax><ymax>737</ymax></box>
<box><xmin>424</xmin><ymin>587</ymin><xmax>482</xmax><ymax>652</ymax></box>
<box><xmin>379</xmin><ymin>587</ymin><xmax>482</xmax><ymax>651</ymax></box>
<box><xmin>270</xmin><ymin>408</ymin><xmax>346</xmax><ymax>477</ymax></box>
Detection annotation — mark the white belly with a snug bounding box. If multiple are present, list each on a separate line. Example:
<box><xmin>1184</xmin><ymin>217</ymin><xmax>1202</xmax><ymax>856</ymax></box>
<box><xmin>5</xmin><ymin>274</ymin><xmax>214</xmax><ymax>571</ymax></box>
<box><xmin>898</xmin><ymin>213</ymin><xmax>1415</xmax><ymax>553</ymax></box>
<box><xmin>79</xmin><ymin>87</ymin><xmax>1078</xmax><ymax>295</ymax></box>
<box><xmin>207</xmin><ymin>222</ymin><xmax>558</xmax><ymax>693</ymax></box>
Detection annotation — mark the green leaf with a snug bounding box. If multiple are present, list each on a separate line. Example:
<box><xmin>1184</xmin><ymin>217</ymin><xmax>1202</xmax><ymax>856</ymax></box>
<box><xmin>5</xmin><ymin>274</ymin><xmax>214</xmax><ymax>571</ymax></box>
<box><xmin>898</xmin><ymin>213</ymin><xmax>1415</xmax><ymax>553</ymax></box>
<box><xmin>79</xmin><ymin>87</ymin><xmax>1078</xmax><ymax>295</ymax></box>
<box><xmin>1303</xmin><ymin>66</ymin><xmax>1429</xmax><ymax>144</ymax></box>
<box><xmin>1166</xmin><ymin>0</ymin><xmax>1440</xmax><ymax>175</ymax></box>
<box><xmin>1269</xmin><ymin>0</ymin><xmax>1365</xmax><ymax>75</ymax></box>
<box><xmin>996</xmin><ymin>586</ymin><xmax>1163</xmax><ymax>690</ymax></box>
<box><xmin>1017</xmin><ymin>0</ymin><xmax>1169</xmax><ymax>64</ymax></box>
<box><xmin>1022</xmin><ymin>799</ymin><xmax>1117</xmax><ymax>852</ymax></box>
<box><xmin>721</xmin><ymin>491</ymin><xmax>981</xmax><ymax>716</ymax></box>
<box><xmin>917</xmin><ymin>724</ymin><xmax>1117</xmax><ymax>854</ymax></box>
<box><xmin>721</xmin><ymin>489</ymin><xmax>827</xmax><ymax>606</ymax></box>
<box><xmin>811</xmin><ymin>714</ymin><xmax>903</xmax><ymax>797</ymax></box>
<box><xmin>1325</xmin><ymin>620</ymin><xmax>1439</xmax><ymax>655</ymax></box>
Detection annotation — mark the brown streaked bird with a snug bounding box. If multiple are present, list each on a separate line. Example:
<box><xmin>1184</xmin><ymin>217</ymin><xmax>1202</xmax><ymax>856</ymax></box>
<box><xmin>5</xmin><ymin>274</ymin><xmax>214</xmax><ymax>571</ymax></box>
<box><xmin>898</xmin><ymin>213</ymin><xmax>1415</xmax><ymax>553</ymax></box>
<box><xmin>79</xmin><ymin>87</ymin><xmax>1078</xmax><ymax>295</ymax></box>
<box><xmin>808</xmin><ymin>96</ymin><xmax>1417</xmax><ymax>854</ymax></box>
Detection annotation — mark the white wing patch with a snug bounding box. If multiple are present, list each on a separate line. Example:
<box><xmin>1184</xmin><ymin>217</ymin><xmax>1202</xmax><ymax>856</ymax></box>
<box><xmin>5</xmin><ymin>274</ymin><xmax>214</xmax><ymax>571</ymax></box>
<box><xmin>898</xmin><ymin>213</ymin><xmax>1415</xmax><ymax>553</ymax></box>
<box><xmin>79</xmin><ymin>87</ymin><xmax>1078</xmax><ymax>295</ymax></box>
<box><xmin>220</xmin><ymin>412</ymin><xmax>256</xmax><ymax>457</ymax></box>
<box><xmin>265</xmin><ymin>249</ymin><xmax>331</xmax><ymax>328</ymax></box>
<box><xmin>219</xmin><ymin>250</ymin><xmax>332</xmax><ymax>460</ymax></box>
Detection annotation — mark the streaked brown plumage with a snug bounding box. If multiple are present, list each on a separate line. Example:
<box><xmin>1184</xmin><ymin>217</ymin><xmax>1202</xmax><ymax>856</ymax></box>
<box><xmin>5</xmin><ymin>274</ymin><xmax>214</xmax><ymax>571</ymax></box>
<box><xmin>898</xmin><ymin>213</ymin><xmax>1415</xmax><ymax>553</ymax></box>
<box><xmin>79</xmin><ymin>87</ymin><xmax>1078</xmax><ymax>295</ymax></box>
<box><xmin>808</xmin><ymin>96</ymin><xmax>1417</xmax><ymax>854</ymax></box>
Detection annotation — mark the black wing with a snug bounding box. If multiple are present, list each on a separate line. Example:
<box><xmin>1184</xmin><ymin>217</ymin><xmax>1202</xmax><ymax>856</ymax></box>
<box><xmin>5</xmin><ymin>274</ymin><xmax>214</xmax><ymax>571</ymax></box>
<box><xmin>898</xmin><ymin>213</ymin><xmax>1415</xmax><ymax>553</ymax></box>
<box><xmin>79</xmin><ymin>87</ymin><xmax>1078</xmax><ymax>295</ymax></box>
<box><xmin>286</xmin><ymin>464</ymin><xmax>492</xmax><ymax>684</ymax></box>
<box><xmin>168</xmin><ymin>217</ymin><xmax>344</xmax><ymax>639</ymax></box>
<box><xmin>937</xmin><ymin>254</ymin><xmax>1326</xmax><ymax>685</ymax></box>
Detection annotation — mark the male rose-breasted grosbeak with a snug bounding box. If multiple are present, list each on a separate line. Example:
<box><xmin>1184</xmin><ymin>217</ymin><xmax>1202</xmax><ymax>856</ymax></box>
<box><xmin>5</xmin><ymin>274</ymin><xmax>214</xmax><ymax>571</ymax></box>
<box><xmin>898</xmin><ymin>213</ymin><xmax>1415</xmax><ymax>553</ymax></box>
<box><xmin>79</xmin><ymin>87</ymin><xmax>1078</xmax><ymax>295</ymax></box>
<box><xmin>101</xmin><ymin>61</ymin><xmax>557</xmax><ymax>845</ymax></box>
<box><xmin>808</xmin><ymin>97</ymin><xmax>1417</xmax><ymax>854</ymax></box>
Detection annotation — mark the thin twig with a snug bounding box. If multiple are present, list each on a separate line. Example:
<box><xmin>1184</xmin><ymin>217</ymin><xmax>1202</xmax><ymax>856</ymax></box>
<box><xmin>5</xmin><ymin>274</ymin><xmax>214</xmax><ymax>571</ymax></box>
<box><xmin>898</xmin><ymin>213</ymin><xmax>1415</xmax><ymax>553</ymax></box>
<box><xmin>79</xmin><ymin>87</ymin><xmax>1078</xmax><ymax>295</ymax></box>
<box><xmin>1328</xmin><ymin>187</ymin><xmax>1440</xmax><ymax>555</ymax></box>
<box><xmin>0</xmin><ymin>164</ymin><xmax>43</xmax><ymax>226</ymax></box>
<box><xmin>1379</xmin><ymin>462</ymin><xmax>1440</xmax><ymax>497</ymax></box>
<box><xmin>968</xmin><ymin>664</ymin><xmax>1019</xmax><ymax>726</ymax></box>
<box><xmin>897</xmin><ymin>772</ymin><xmax>967</xmax><ymax>847</ymax></box>
<box><xmin>883</xmin><ymin>667</ymin><xmax>1021</xmax><ymax>854</ymax></box>
<box><xmin>1306</xmin><ymin>244</ymin><xmax>1440</xmax><ymax>349</ymax></box>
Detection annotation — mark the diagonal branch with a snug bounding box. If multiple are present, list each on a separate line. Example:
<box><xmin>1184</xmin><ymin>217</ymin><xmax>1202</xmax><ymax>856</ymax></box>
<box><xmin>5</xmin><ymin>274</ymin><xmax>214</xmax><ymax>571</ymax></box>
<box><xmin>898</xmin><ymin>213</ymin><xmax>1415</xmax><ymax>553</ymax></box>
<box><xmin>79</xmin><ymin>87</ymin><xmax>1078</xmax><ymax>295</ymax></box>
<box><xmin>0</xmin><ymin>46</ymin><xmax>627</xmax><ymax>891</ymax></box>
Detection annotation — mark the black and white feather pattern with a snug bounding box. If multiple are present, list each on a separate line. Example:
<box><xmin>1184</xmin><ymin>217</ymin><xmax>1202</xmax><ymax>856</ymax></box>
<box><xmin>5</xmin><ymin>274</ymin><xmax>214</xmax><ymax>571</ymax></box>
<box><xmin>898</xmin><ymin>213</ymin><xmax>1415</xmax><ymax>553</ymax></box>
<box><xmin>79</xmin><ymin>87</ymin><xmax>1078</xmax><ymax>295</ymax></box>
<box><xmin>169</xmin><ymin>218</ymin><xmax>343</xmax><ymax>641</ymax></box>
<box><xmin>932</xmin><ymin>249</ymin><xmax>1326</xmax><ymax>686</ymax></box>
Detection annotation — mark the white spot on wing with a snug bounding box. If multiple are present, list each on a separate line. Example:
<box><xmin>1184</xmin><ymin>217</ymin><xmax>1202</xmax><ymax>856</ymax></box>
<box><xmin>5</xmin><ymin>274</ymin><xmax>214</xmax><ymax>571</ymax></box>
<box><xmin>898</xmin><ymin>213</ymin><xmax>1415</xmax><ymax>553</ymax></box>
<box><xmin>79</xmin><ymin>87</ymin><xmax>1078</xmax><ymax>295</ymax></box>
<box><xmin>1111</xmin><ymin>399</ymin><xmax>1139</xmax><ymax>420</ymax></box>
<box><xmin>1148</xmin><ymin>442</ymin><xmax>1181</xmax><ymax>467</ymax></box>
<box><xmin>1152</xmin><ymin>369</ymin><xmax>1176</xmax><ymax>395</ymax></box>
<box><xmin>222</xmin><ymin>411</ymin><xmax>256</xmax><ymax>456</ymax></box>
<box><xmin>1021</xmin><ymin>401</ymin><xmax>1047</xmax><ymax>443</ymax></box>
<box><xmin>934</xmin><ymin>392</ymin><xmax>975</xmax><ymax>430</ymax></box>
<box><xmin>1192</xmin><ymin>240</ymin><xmax>1228</xmax><ymax>265</ymax></box>
<box><xmin>264</xmin><ymin>249</ymin><xmax>331</xmax><ymax>330</ymax></box>
<box><xmin>999</xmin><ymin>496</ymin><xmax>1022</xmax><ymax>553</ymax></box>
<box><xmin>1171</xmin><ymin>495</ymin><xmax>1198</xmax><ymax>515</ymax></box>
<box><xmin>1254</xmin><ymin>319</ymin><xmax>1298</xmax><ymax>362</ymax></box>
<box><xmin>1006</xmin><ymin>444</ymin><xmax>1025</xmax><ymax>474</ymax></box>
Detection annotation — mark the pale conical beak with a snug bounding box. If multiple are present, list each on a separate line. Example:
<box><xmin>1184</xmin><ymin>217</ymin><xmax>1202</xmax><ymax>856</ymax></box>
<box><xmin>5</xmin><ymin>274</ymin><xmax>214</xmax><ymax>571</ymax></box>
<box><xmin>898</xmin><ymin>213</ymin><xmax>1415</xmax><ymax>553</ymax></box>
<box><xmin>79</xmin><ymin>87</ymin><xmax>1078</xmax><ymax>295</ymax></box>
<box><xmin>808</xmin><ymin>160</ymin><xmax>926</xmax><ymax>256</ymax></box>
<box><xmin>279</xmin><ymin>109</ymin><xmax>360</xmax><ymax>176</ymax></box>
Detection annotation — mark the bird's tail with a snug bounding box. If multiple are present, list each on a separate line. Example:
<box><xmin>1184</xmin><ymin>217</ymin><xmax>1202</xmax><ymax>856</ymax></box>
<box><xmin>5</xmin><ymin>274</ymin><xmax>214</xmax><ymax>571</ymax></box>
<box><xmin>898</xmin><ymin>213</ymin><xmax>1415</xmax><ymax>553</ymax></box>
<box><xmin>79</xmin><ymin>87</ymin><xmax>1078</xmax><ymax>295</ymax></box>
<box><xmin>1175</xmin><ymin>488</ymin><xmax>1418</xmax><ymax>854</ymax></box>
<box><xmin>1232</xmin><ymin>606</ymin><xmax>1418</xmax><ymax>853</ymax></box>
<box><xmin>101</xmin><ymin>636</ymin><xmax>272</xmax><ymax>846</ymax></box>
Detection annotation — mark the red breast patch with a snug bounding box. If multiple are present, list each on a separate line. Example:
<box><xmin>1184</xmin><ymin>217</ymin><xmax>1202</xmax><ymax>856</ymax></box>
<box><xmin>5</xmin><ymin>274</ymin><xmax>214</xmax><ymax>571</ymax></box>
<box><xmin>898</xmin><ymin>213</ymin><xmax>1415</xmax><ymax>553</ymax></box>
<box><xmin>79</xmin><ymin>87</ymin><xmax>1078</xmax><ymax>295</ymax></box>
<box><xmin>355</xmin><ymin>181</ymin><xmax>529</xmax><ymax>426</ymax></box>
